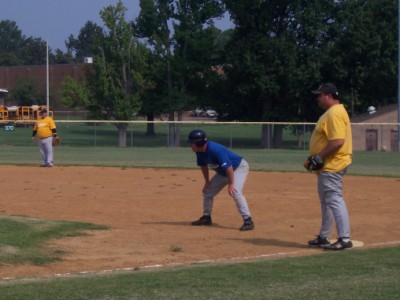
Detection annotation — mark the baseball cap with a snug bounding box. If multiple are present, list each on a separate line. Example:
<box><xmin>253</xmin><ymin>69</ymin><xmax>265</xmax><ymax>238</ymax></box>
<box><xmin>40</xmin><ymin>108</ymin><xmax>47</xmax><ymax>113</ymax></box>
<box><xmin>311</xmin><ymin>83</ymin><xmax>339</xmax><ymax>96</ymax></box>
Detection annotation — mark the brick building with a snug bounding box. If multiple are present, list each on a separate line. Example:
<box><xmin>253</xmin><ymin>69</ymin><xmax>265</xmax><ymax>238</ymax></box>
<box><xmin>0</xmin><ymin>64</ymin><xmax>88</xmax><ymax>108</ymax></box>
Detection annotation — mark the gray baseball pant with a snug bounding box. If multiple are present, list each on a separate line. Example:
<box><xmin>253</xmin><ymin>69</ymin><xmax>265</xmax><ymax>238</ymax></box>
<box><xmin>203</xmin><ymin>159</ymin><xmax>252</xmax><ymax>220</ymax></box>
<box><xmin>318</xmin><ymin>168</ymin><xmax>351</xmax><ymax>239</ymax></box>
<box><xmin>38</xmin><ymin>136</ymin><xmax>54</xmax><ymax>166</ymax></box>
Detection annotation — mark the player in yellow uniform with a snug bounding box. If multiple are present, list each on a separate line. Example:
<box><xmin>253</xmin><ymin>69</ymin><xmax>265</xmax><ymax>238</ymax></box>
<box><xmin>304</xmin><ymin>83</ymin><xmax>353</xmax><ymax>250</ymax></box>
<box><xmin>31</xmin><ymin>109</ymin><xmax>58</xmax><ymax>167</ymax></box>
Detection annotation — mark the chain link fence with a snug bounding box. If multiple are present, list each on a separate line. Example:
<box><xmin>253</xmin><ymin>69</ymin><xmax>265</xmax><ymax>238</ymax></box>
<box><xmin>1</xmin><ymin>119</ymin><xmax>399</xmax><ymax>151</ymax></box>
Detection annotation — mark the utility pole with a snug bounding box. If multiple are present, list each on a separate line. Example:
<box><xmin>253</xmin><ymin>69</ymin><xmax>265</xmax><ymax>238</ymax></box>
<box><xmin>46</xmin><ymin>40</ymin><xmax>49</xmax><ymax>112</ymax></box>
<box><xmin>398</xmin><ymin>0</ymin><xmax>400</xmax><ymax>151</ymax></box>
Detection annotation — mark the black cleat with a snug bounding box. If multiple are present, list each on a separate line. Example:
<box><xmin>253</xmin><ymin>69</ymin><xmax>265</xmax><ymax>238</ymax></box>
<box><xmin>308</xmin><ymin>235</ymin><xmax>330</xmax><ymax>247</ymax></box>
<box><xmin>240</xmin><ymin>218</ymin><xmax>254</xmax><ymax>231</ymax></box>
<box><xmin>324</xmin><ymin>238</ymin><xmax>353</xmax><ymax>251</ymax></box>
<box><xmin>191</xmin><ymin>215</ymin><xmax>212</xmax><ymax>226</ymax></box>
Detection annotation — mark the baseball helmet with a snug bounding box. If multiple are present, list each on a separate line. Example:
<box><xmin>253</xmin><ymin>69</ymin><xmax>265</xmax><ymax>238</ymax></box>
<box><xmin>188</xmin><ymin>129</ymin><xmax>208</xmax><ymax>147</ymax></box>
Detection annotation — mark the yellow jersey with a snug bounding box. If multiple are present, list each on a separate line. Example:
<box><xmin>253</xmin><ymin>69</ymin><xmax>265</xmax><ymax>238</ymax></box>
<box><xmin>33</xmin><ymin>116</ymin><xmax>56</xmax><ymax>139</ymax></box>
<box><xmin>309</xmin><ymin>104</ymin><xmax>352</xmax><ymax>172</ymax></box>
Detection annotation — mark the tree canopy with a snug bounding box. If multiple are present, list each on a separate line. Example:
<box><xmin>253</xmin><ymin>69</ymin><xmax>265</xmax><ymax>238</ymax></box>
<box><xmin>0</xmin><ymin>20</ymin><xmax>72</xmax><ymax>66</ymax></box>
<box><xmin>135</xmin><ymin>0</ymin><xmax>224</xmax><ymax>147</ymax></box>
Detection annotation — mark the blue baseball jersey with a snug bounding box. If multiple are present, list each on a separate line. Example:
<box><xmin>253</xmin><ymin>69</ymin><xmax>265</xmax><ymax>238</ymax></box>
<box><xmin>196</xmin><ymin>141</ymin><xmax>243</xmax><ymax>176</ymax></box>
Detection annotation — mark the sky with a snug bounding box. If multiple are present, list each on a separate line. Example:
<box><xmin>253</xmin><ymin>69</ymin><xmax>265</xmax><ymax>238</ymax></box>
<box><xmin>1</xmin><ymin>0</ymin><xmax>232</xmax><ymax>52</ymax></box>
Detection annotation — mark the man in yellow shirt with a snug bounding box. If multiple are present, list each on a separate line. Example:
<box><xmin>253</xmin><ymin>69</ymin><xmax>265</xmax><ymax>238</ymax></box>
<box><xmin>304</xmin><ymin>83</ymin><xmax>353</xmax><ymax>250</ymax></box>
<box><xmin>31</xmin><ymin>108</ymin><xmax>58</xmax><ymax>167</ymax></box>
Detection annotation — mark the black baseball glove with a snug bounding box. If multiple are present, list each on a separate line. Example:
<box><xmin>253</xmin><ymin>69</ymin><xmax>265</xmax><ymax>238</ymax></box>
<box><xmin>305</xmin><ymin>155</ymin><xmax>324</xmax><ymax>171</ymax></box>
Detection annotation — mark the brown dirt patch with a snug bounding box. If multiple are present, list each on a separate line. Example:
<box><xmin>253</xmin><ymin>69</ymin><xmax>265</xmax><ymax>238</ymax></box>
<box><xmin>0</xmin><ymin>166</ymin><xmax>399</xmax><ymax>279</ymax></box>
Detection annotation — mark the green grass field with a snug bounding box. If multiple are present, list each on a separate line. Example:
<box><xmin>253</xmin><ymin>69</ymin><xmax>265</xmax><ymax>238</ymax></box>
<box><xmin>1</xmin><ymin>120</ymin><xmax>399</xmax><ymax>176</ymax></box>
<box><xmin>0</xmin><ymin>247</ymin><xmax>399</xmax><ymax>299</ymax></box>
<box><xmin>1</xmin><ymin>121</ymin><xmax>311</xmax><ymax>148</ymax></box>
<box><xmin>1</xmin><ymin>122</ymin><xmax>399</xmax><ymax>299</ymax></box>
<box><xmin>1</xmin><ymin>146</ymin><xmax>399</xmax><ymax>177</ymax></box>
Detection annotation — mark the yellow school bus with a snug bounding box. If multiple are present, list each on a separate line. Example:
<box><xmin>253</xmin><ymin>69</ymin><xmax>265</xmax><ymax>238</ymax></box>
<box><xmin>0</xmin><ymin>105</ymin><xmax>54</xmax><ymax>123</ymax></box>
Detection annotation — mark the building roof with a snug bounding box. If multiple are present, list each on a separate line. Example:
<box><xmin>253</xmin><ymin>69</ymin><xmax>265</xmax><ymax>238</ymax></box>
<box><xmin>351</xmin><ymin>104</ymin><xmax>398</xmax><ymax>123</ymax></box>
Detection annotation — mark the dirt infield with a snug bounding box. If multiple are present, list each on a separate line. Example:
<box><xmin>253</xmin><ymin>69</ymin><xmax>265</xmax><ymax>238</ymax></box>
<box><xmin>1</xmin><ymin>166</ymin><xmax>399</xmax><ymax>279</ymax></box>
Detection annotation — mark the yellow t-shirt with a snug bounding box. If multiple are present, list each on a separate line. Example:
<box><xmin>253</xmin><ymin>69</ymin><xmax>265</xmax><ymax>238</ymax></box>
<box><xmin>309</xmin><ymin>104</ymin><xmax>352</xmax><ymax>172</ymax></box>
<box><xmin>34</xmin><ymin>117</ymin><xmax>56</xmax><ymax>139</ymax></box>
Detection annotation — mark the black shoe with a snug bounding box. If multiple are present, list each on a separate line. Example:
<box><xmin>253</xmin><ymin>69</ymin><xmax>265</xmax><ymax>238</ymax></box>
<box><xmin>239</xmin><ymin>218</ymin><xmax>254</xmax><ymax>231</ymax></box>
<box><xmin>308</xmin><ymin>235</ymin><xmax>330</xmax><ymax>247</ymax></box>
<box><xmin>324</xmin><ymin>238</ymin><xmax>353</xmax><ymax>251</ymax></box>
<box><xmin>191</xmin><ymin>215</ymin><xmax>212</xmax><ymax>226</ymax></box>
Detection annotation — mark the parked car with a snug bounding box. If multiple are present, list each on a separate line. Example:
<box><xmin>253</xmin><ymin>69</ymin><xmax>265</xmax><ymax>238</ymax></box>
<box><xmin>190</xmin><ymin>107</ymin><xmax>218</xmax><ymax>118</ymax></box>
<box><xmin>204</xmin><ymin>109</ymin><xmax>218</xmax><ymax>118</ymax></box>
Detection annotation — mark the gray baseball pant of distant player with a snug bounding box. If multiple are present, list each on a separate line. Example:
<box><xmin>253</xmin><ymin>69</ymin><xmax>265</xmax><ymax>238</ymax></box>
<box><xmin>203</xmin><ymin>159</ymin><xmax>252</xmax><ymax>219</ymax></box>
<box><xmin>318</xmin><ymin>168</ymin><xmax>351</xmax><ymax>239</ymax></box>
<box><xmin>38</xmin><ymin>136</ymin><xmax>54</xmax><ymax>166</ymax></box>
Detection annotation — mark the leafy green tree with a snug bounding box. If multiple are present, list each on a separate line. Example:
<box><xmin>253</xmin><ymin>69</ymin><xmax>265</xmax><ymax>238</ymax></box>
<box><xmin>0</xmin><ymin>20</ymin><xmax>25</xmax><ymax>66</ymax></box>
<box><xmin>137</xmin><ymin>51</ymin><xmax>170</xmax><ymax>136</ymax></box>
<box><xmin>66</xmin><ymin>21</ymin><xmax>104</xmax><ymax>62</ymax></box>
<box><xmin>136</xmin><ymin>0</ymin><xmax>224</xmax><ymax>147</ymax></box>
<box><xmin>0</xmin><ymin>19</ymin><xmax>67</xmax><ymax>66</ymax></box>
<box><xmin>210</xmin><ymin>27</ymin><xmax>233</xmax><ymax>63</ymax></box>
<box><xmin>171</xmin><ymin>0</ymin><xmax>224</xmax><ymax>145</ymax></box>
<box><xmin>10</xmin><ymin>77</ymin><xmax>46</xmax><ymax>106</ymax></box>
<box><xmin>62</xmin><ymin>1</ymin><xmax>149</xmax><ymax>147</ymax></box>
<box><xmin>53</xmin><ymin>49</ymin><xmax>74</xmax><ymax>64</ymax></box>
<box><xmin>61</xmin><ymin>75</ymin><xmax>92</xmax><ymax>108</ymax></box>
<box><xmin>135</xmin><ymin>0</ymin><xmax>174</xmax><ymax>137</ymax></box>
<box><xmin>0</xmin><ymin>52</ymin><xmax>20</xmax><ymax>66</ymax></box>
<box><xmin>223</xmin><ymin>0</ymin><xmax>336</xmax><ymax>148</ymax></box>
<box><xmin>328</xmin><ymin>0</ymin><xmax>398</xmax><ymax>115</ymax></box>
<box><xmin>181</xmin><ymin>27</ymin><xmax>230</xmax><ymax>119</ymax></box>
<box><xmin>19</xmin><ymin>37</ymin><xmax>47</xmax><ymax>65</ymax></box>
<box><xmin>136</xmin><ymin>0</ymin><xmax>177</xmax><ymax>146</ymax></box>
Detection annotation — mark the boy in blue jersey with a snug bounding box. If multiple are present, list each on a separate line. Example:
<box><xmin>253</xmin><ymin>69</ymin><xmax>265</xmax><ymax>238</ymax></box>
<box><xmin>188</xmin><ymin>129</ymin><xmax>254</xmax><ymax>231</ymax></box>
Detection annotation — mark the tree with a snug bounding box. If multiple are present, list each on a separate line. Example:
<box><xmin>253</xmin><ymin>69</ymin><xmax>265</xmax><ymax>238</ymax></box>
<box><xmin>328</xmin><ymin>0</ymin><xmax>398</xmax><ymax>115</ymax></box>
<box><xmin>0</xmin><ymin>19</ymin><xmax>68</xmax><ymax>66</ymax></box>
<box><xmin>62</xmin><ymin>0</ymin><xmax>149</xmax><ymax>147</ymax></box>
<box><xmin>172</xmin><ymin>0</ymin><xmax>224</xmax><ymax>145</ymax></box>
<box><xmin>136</xmin><ymin>0</ymin><xmax>177</xmax><ymax>146</ymax></box>
<box><xmin>61</xmin><ymin>75</ymin><xmax>92</xmax><ymax>108</ymax></box>
<box><xmin>136</xmin><ymin>0</ymin><xmax>224</xmax><ymax>147</ymax></box>
<box><xmin>66</xmin><ymin>21</ymin><xmax>104</xmax><ymax>62</ymax></box>
<box><xmin>10</xmin><ymin>77</ymin><xmax>46</xmax><ymax>106</ymax></box>
<box><xmin>137</xmin><ymin>51</ymin><xmax>170</xmax><ymax>136</ymax></box>
<box><xmin>19</xmin><ymin>37</ymin><xmax>47</xmax><ymax>65</ymax></box>
<box><xmin>0</xmin><ymin>20</ymin><xmax>25</xmax><ymax>66</ymax></box>
<box><xmin>53</xmin><ymin>49</ymin><xmax>74</xmax><ymax>64</ymax></box>
<box><xmin>222</xmin><ymin>0</ymin><xmax>336</xmax><ymax>148</ymax></box>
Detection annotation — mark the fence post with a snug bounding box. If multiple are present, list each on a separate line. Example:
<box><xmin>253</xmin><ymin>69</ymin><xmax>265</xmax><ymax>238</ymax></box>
<box><xmin>94</xmin><ymin>122</ymin><xmax>97</xmax><ymax>147</ymax></box>
<box><xmin>130</xmin><ymin>124</ymin><xmax>133</xmax><ymax>147</ymax></box>
<box><xmin>230</xmin><ymin>124</ymin><xmax>233</xmax><ymax>148</ymax></box>
<box><xmin>166</xmin><ymin>123</ymin><xmax>169</xmax><ymax>147</ymax></box>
